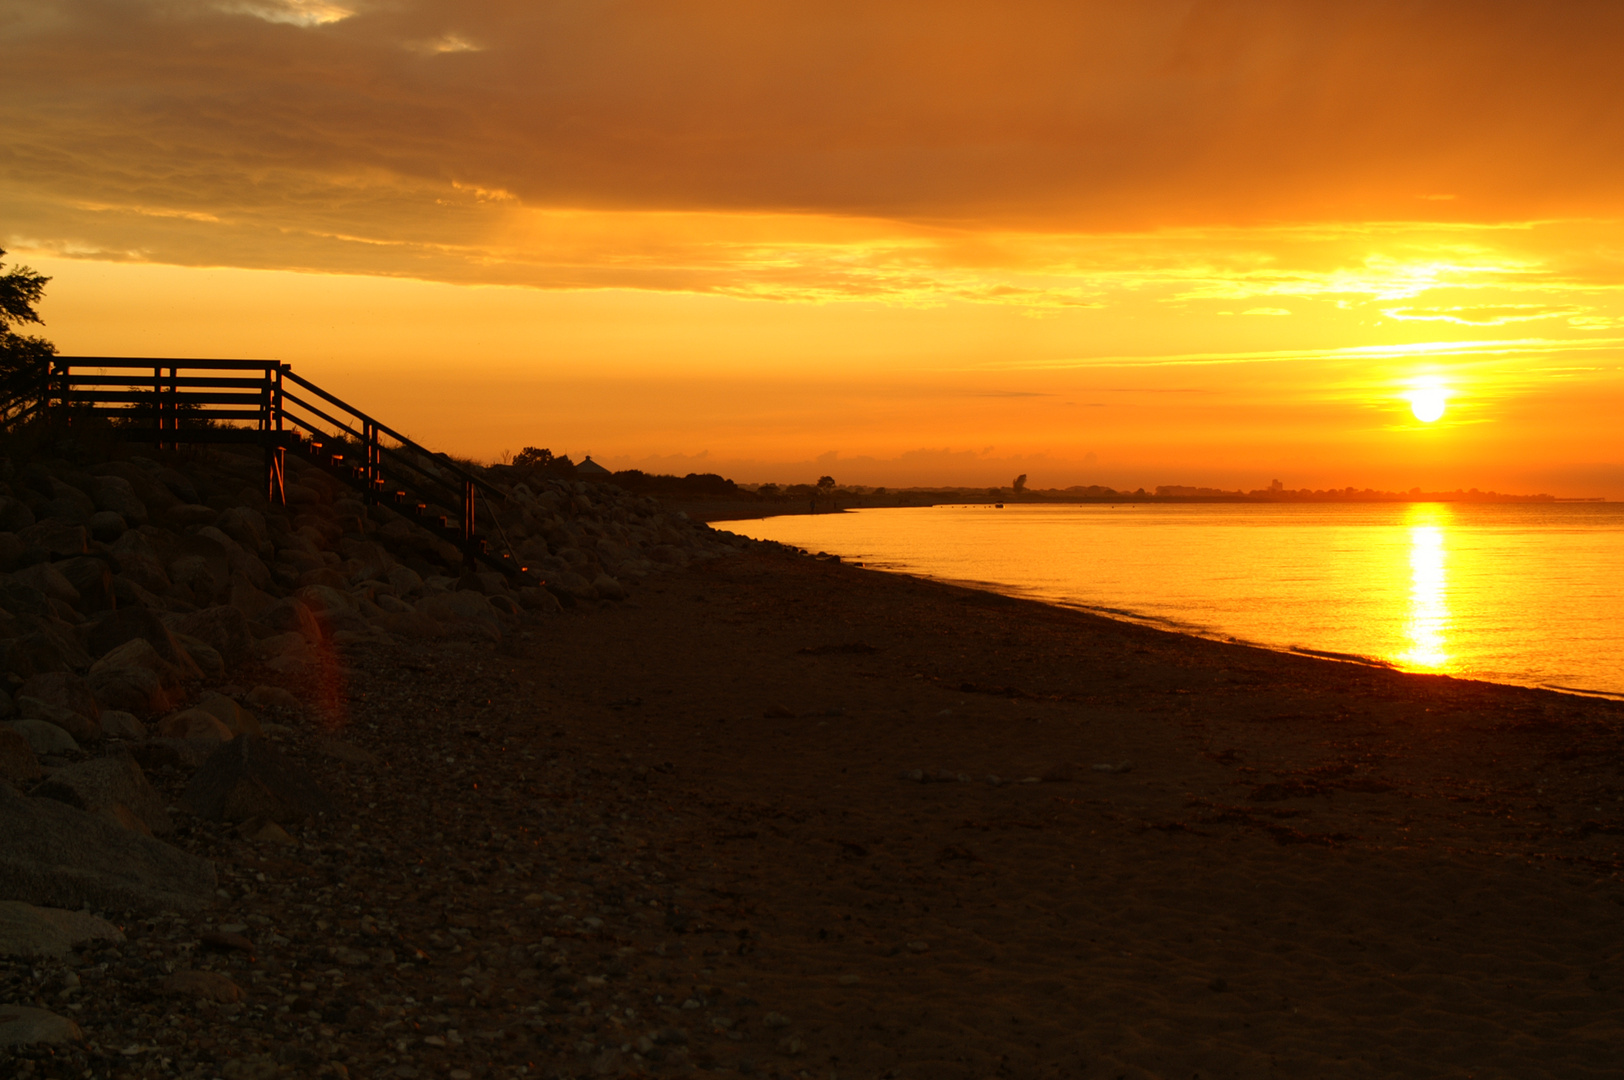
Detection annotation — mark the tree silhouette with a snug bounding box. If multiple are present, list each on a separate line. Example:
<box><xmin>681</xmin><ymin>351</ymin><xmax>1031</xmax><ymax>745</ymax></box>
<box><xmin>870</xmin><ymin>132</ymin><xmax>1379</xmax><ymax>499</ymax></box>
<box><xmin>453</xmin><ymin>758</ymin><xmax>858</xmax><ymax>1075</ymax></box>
<box><xmin>0</xmin><ymin>249</ymin><xmax>55</xmax><ymax>382</ymax></box>
<box><xmin>1012</xmin><ymin>473</ymin><xmax>1027</xmax><ymax>494</ymax></box>
<box><xmin>817</xmin><ymin>475</ymin><xmax>835</xmax><ymax>490</ymax></box>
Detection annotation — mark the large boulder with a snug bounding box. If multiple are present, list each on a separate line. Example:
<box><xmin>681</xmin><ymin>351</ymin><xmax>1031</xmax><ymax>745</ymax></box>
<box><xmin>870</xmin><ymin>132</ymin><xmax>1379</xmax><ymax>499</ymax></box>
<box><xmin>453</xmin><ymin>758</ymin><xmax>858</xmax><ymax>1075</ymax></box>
<box><xmin>0</xmin><ymin>634</ymin><xmax>71</xmax><ymax>682</ymax></box>
<box><xmin>85</xmin><ymin>475</ymin><xmax>148</xmax><ymax>525</ymax></box>
<box><xmin>0</xmin><ymin>497</ymin><xmax>36</xmax><ymax>533</ymax></box>
<box><xmin>0</xmin><ymin>579</ymin><xmax>51</xmax><ymax>618</ymax></box>
<box><xmin>0</xmin><ymin>902</ymin><xmax>123</xmax><ymax>961</ymax></box>
<box><xmin>169</xmin><ymin>605</ymin><xmax>254</xmax><ymax>668</ymax></box>
<box><xmin>18</xmin><ymin>671</ymin><xmax>99</xmax><ymax>725</ymax></box>
<box><xmin>87</xmin><ymin>608</ymin><xmax>197</xmax><ymax>672</ymax></box>
<box><xmin>15</xmin><ymin>697</ymin><xmax>101</xmax><ymax>746</ymax></box>
<box><xmin>192</xmin><ymin>691</ymin><xmax>261</xmax><ymax>738</ymax></box>
<box><xmin>87</xmin><ymin>639</ymin><xmax>183</xmax><ymax>718</ymax></box>
<box><xmin>0</xmin><ymin>1004</ymin><xmax>84</xmax><ymax>1047</ymax></box>
<box><xmin>0</xmin><ymin>783</ymin><xmax>216</xmax><ymax>911</ymax></box>
<box><xmin>153</xmin><ymin>708</ymin><xmax>234</xmax><ymax>745</ymax></box>
<box><xmin>0</xmin><ymin>902</ymin><xmax>125</xmax><ymax>958</ymax></box>
<box><xmin>182</xmin><ymin>736</ymin><xmax>335</xmax><ymax>823</ymax></box>
<box><xmin>256</xmin><ymin>597</ymin><xmax>322</xmax><ymax>643</ymax></box>
<box><xmin>7</xmin><ymin>719</ymin><xmax>79</xmax><ymax>756</ymax></box>
<box><xmin>53</xmin><ymin>556</ymin><xmax>115</xmax><ymax>613</ymax></box>
<box><xmin>32</xmin><ymin>755</ymin><xmax>172</xmax><ymax>835</ymax></box>
<box><xmin>0</xmin><ymin>725</ymin><xmax>40</xmax><ymax>784</ymax></box>
<box><xmin>110</xmin><ymin>531</ymin><xmax>171</xmax><ymax>593</ymax></box>
<box><xmin>17</xmin><ymin>521</ymin><xmax>87</xmax><ymax>560</ymax></box>
<box><xmin>216</xmin><ymin>506</ymin><xmax>269</xmax><ymax>553</ymax></box>
<box><xmin>11</xmin><ymin>562</ymin><xmax>79</xmax><ymax>604</ymax></box>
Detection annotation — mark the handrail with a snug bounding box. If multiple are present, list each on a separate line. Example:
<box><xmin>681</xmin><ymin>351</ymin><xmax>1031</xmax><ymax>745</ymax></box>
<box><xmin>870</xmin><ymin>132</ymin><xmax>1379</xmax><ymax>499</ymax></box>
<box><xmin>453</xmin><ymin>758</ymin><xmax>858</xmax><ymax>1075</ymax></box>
<box><xmin>19</xmin><ymin>356</ymin><xmax>535</xmax><ymax>577</ymax></box>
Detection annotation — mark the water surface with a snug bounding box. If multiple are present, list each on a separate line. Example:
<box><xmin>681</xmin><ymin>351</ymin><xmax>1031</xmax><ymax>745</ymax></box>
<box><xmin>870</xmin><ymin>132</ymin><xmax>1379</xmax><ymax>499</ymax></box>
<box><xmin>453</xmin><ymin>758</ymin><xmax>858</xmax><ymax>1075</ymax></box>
<box><xmin>727</xmin><ymin>502</ymin><xmax>1624</xmax><ymax>698</ymax></box>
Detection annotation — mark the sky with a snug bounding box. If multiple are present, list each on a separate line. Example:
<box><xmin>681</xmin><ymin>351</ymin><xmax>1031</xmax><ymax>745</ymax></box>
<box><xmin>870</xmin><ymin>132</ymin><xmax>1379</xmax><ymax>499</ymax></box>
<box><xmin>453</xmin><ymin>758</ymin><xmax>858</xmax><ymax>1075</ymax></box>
<box><xmin>4</xmin><ymin>0</ymin><xmax>1623</xmax><ymax>494</ymax></box>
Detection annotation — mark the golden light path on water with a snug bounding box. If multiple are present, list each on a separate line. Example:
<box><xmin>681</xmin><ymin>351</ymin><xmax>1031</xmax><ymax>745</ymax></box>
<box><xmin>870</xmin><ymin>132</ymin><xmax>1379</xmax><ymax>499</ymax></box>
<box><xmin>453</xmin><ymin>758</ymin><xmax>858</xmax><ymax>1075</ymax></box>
<box><xmin>729</xmin><ymin>502</ymin><xmax>1624</xmax><ymax>698</ymax></box>
<box><xmin>1401</xmin><ymin>506</ymin><xmax>1452</xmax><ymax>672</ymax></box>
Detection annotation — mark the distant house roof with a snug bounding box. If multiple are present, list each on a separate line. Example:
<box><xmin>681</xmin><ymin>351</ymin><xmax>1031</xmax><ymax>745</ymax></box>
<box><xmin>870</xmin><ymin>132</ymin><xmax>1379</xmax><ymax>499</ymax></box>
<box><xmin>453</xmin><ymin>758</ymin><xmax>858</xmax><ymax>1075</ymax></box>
<box><xmin>576</xmin><ymin>455</ymin><xmax>611</xmax><ymax>476</ymax></box>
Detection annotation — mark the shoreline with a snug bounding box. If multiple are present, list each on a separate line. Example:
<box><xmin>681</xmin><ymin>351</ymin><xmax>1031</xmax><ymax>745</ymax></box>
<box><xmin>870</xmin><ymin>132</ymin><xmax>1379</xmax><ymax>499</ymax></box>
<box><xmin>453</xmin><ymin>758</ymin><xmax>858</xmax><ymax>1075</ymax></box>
<box><xmin>703</xmin><ymin>524</ymin><xmax>1624</xmax><ymax>706</ymax></box>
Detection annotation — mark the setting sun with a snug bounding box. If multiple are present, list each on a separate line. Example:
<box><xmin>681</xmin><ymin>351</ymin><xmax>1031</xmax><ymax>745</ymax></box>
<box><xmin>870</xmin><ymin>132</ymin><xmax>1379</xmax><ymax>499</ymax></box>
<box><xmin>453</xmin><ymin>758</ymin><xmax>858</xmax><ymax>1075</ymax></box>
<box><xmin>1410</xmin><ymin>385</ymin><xmax>1448</xmax><ymax>423</ymax></box>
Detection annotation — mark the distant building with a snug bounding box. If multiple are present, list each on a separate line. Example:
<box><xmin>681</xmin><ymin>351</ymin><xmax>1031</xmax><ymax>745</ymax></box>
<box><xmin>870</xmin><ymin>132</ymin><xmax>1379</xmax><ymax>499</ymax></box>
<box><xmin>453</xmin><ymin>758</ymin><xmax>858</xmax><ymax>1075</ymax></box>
<box><xmin>577</xmin><ymin>455</ymin><xmax>611</xmax><ymax>477</ymax></box>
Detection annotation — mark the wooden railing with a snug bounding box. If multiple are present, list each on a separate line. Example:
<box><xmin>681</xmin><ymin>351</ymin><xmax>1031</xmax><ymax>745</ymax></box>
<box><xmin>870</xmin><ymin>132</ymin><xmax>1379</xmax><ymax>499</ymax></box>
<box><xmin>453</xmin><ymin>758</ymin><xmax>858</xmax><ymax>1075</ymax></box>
<box><xmin>4</xmin><ymin>356</ymin><xmax>526</xmax><ymax>576</ymax></box>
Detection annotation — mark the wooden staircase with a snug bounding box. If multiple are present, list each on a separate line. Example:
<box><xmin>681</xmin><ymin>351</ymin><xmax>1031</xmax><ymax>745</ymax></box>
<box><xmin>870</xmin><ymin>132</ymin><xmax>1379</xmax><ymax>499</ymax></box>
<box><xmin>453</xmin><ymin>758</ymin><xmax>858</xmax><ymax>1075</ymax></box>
<box><xmin>2</xmin><ymin>357</ymin><xmax>530</xmax><ymax>579</ymax></box>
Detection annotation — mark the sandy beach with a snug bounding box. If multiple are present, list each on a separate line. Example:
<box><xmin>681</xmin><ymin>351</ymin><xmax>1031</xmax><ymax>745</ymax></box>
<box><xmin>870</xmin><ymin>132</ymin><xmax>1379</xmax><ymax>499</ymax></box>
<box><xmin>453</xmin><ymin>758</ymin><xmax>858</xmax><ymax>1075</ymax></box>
<box><xmin>15</xmin><ymin>532</ymin><xmax>1620</xmax><ymax>1079</ymax></box>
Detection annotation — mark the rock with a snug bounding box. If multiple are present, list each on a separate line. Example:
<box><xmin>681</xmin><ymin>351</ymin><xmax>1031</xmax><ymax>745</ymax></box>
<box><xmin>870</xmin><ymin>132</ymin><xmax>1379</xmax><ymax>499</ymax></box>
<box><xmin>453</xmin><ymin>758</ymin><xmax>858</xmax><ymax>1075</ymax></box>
<box><xmin>0</xmin><ymin>1004</ymin><xmax>83</xmax><ymax>1046</ymax></box>
<box><xmin>32</xmin><ymin>754</ymin><xmax>172</xmax><ymax>835</ymax></box>
<box><xmin>193</xmin><ymin>691</ymin><xmax>262</xmax><ymax>737</ymax></box>
<box><xmin>386</xmin><ymin>563</ymin><xmax>424</xmax><ymax>596</ymax></box>
<box><xmin>905</xmin><ymin>940</ymin><xmax>930</xmax><ymax>953</ymax></box>
<box><xmin>18</xmin><ymin>521</ymin><xmax>87</xmax><ymax>560</ymax></box>
<box><xmin>88</xmin><ymin>607</ymin><xmax>195</xmax><ymax>669</ymax></box>
<box><xmin>763</xmin><ymin>1012</ymin><xmax>791</xmax><ymax>1029</ymax></box>
<box><xmin>18</xmin><ymin>670</ymin><xmax>99</xmax><ymax>725</ymax></box>
<box><xmin>53</xmin><ymin>556</ymin><xmax>116</xmax><ymax>612</ymax></box>
<box><xmin>313</xmin><ymin>735</ymin><xmax>378</xmax><ymax>766</ymax></box>
<box><xmin>16</xmin><ymin>696</ymin><xmax>102</xmax><ymax>745</ymax></box>
<box><xmin>517</xmin><ymin>586</ymin><xmax>562</xmax><ymax>613</ymax></box>
<box><xmin>162</xmin><ymin>969</ymin><xmax>245</xmax><ymax>1002</ymax></box>
<box><xmin>295</xmin><ymin>584</ymin><xmax>365</xmax><ymax>631</ymax></box>
<box><xmin>12</xmin><ymin>561</ymin><xmax>80</xmax><ymax>603</ymax></box>
<box><xmin>216</xmin><ymin>506</ymin><xmax>269</xmax><ymax>552</ymax></box>
<box><xmin>228</xmin><ymin>578</ymin><xmax>277</xmax><ymax>623</ymax></box>
<box><xmin>1041</xmin><ymin>762</ymin><xmax>1078</xmax><ymax>782</ymax></box>
<box><xmin>182</xmin><ymin>735</ymin><xmax>336</xmax><ymax>823</ymax></box>
<box><xmin>239</xmin><ymin>817</ymin><xmax>295</xmax><ymax>845</ymax></box>
<box><xmin>154</xmin><ymin>708</ymin><xmax>235</xmax><ymax>744</ymax></box>
<box><xmin>246</xmin><ymin>685</ymin><xmax>303</xmax><ymax>713</ymax></box>
<box><xmin>0</xmin><ymin>724</ymin><xmax>40</xmax><ymax>783</ymax></box>
<box><xmin>87</xmin><ymin>660</ymin><xmax>172</xmax><ymax>718</ymax></box>
<box><xmin>0</xmin><ymin>632</ymin><xmax>69</xmax><ymax>680</ymax></box>
<box><xmin>86</xmin><ymin>475</ymin><xmax>148</xmax><ymax>524</ymax></box>
<box><xmin>0</xmin><ymin>496</ymin><xmax>35</xmax><ymax>533</ymax></box>
<box><xmin>592</xmin><ymin>573</ymin><xmax>627</xmax><ymax>600</ymax></box>
<box><xmin>8</xmin><ymin>718</ymin><xmax>80</xmax><ymax>756</ymax></box>
<box><xmin>166</xmin><ymin>503</ymin><xmax>218</xmax><ymax>527</ymax></box>
<box><xmin>169</xmin><ymin>604</ymin><xmax>254</xmax><ymax>667</ymax></box>
<box><xmin>92</xmin><ymin>633</ymin><xmax>195</xmax><ymax>685</ymax></box>
<box><xmin>0</xmin><ymin>901</ymin><xmax>125</xmax><ymax>958</ymax></box>
<box><xmin>256</xmin><ymin>597</ymin><xmax>322</xmax><ymax>643</ymax></box>
<box><xmin>0</xmin><ymin>782</ymin><xmax>216</xmax><ymax>910</ymax></box>
<box><xmin>256</xmin><ymin>631</ymin><xmax>310</xmax><ymax>660</ymax></box>
<box><xmin>99</xmin><ymin>709</ymin><xmax>145</xmax><ymax>740</ymax></box>
<box><xmin>0</xmin><ymin>578</ymin><xmax>52</xmax><ymax>618</ymax></box>
<box><xmin>87</xmin><ymin>510</ymin><xmax>127</xmax><ymax>542</ymax></box>
<box><xmin>172</xmin><ymin>632</ymin><xmax>225</xmax><ymax>678</ymax></box>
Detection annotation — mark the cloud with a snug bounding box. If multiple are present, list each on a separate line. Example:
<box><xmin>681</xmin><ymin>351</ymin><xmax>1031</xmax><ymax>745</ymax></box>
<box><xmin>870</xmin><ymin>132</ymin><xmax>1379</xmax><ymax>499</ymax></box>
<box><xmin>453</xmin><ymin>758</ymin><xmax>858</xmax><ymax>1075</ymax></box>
<box><xmin>215</xmin><ymin>0</ymin><xmax>354</xmax><ymax>27</ymax></box>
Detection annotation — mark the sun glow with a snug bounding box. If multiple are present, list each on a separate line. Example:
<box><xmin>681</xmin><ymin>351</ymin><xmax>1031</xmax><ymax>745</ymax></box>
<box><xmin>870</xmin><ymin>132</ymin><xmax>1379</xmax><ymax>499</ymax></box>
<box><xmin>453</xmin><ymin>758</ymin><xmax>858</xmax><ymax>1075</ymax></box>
<box><xmin>1408</xmin><ymin>380</ymin><xmax>1449</xmax><ymax>423</ymax></box>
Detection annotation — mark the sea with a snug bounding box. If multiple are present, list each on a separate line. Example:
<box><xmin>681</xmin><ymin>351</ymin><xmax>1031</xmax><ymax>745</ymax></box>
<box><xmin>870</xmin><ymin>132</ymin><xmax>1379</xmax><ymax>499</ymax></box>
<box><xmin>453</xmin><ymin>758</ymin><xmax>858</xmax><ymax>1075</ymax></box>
<box><xmin>725</xmin><ymin>502</ymin><xmax>1624</xmax><ymax>699</ymax></box>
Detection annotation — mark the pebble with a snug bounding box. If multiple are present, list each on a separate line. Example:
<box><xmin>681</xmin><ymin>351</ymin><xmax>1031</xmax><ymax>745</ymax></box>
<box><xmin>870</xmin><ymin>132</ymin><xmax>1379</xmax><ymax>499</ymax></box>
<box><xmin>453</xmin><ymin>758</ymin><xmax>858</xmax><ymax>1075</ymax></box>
<box><xmin>161</xmin><ymin>969</ymin><xmax>245</xmax><ymax>1002</ymax></box>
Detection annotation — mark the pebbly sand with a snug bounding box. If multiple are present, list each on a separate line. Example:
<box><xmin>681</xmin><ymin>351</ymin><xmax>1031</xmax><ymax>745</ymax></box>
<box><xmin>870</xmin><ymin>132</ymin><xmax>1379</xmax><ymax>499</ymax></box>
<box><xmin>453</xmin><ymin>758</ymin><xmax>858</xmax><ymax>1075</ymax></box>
<box><xmin>14</xmin><ymin>541</ymin><xmax>1624</xmax><ymax>1079</ymax></box>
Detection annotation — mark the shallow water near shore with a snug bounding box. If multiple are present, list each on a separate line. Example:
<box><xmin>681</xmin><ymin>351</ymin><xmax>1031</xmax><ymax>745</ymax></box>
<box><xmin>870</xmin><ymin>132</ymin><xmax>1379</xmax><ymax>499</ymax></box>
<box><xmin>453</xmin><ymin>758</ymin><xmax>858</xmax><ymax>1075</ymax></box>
<box><xmin>728</xmin><ymin>501</ymin><xmax>1624</xmax><ymax>697</ymax></box>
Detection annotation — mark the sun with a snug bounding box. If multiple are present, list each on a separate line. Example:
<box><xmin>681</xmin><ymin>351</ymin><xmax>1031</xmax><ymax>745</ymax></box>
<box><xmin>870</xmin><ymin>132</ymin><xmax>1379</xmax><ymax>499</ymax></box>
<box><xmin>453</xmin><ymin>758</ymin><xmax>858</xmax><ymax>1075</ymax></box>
<box><xmin>1407</xmin><ymin>380</ymin><xmax>1448</xmax><ymax>423</ymax></box>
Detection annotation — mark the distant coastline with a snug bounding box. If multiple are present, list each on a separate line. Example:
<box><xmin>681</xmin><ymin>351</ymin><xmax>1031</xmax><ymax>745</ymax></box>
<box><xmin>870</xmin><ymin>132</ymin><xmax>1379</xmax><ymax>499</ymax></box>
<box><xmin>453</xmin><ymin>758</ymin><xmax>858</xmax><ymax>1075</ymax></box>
<box><xmin>665</xmin><ymin>485</ymin><xmax>1599</xmax><ymax>523</ymax></box>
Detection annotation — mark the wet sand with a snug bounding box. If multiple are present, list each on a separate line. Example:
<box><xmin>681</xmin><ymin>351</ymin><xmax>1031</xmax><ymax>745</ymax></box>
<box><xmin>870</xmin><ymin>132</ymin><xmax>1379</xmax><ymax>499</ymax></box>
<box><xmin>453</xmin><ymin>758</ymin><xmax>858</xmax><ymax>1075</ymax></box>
<box><xmin>513</xmin><ymin>546</ymin><xmax>1624</xmax><ymax>1077</ymax></box>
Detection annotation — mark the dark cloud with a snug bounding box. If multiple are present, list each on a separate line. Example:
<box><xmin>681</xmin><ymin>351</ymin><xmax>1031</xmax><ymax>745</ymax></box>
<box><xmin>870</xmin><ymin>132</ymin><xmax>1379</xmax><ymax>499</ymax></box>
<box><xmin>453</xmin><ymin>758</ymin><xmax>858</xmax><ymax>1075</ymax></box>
<box><xmin>5</xmin><ymin>1</ymin><xmax>1624</xmax><ymax>275</ymax></box>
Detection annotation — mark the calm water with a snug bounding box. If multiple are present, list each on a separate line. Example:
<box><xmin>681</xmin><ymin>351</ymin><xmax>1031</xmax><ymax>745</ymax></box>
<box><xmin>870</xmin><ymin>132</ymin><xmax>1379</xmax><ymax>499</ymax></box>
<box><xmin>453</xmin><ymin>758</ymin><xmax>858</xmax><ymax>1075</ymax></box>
<box><xmin>727</xmin><ymin>502</ymin><xmax>1624</xmax><ymax>698</ymax></box>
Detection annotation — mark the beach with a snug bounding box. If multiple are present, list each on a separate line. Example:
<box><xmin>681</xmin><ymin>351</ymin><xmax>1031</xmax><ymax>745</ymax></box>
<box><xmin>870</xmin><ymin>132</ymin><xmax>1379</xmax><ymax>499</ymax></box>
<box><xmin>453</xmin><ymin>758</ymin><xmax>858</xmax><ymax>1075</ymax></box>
<box><xmin>11</xmin><ymin>527</ymin><xmax>1621</xmax><ymax>1079</ymax></box>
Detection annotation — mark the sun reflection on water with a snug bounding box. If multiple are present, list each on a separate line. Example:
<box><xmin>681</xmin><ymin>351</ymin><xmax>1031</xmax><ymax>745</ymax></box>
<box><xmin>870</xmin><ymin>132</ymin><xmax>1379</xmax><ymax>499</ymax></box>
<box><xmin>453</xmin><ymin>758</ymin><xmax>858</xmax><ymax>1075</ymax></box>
<box><xmin>1398</xmin><ymin>504</ymin><xmax>1453</xmax><ymax>671</ymax></box>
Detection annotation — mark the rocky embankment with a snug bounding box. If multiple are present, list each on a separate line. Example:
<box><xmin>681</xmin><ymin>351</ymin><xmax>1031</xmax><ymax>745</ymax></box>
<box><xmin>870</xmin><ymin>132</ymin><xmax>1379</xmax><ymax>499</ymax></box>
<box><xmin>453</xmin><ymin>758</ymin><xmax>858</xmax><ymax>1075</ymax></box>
<box><xmin>0</xmin><ymin>443</ymin><xmax>749</xmax><ymax>1077</ymax></box>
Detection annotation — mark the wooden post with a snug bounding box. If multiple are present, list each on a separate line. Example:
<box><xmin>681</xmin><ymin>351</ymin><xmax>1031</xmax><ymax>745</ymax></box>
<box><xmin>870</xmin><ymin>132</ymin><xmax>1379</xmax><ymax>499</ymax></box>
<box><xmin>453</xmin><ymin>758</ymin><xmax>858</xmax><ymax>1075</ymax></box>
<box><xmin>463</xmin><ymin>478</ymin><xmax>477</xmax><ymax>568</ymax></box>
<box><xmin>265</xmin><ymin>364</ymin><xmax>286</xmax><ymax>505</ymax></box>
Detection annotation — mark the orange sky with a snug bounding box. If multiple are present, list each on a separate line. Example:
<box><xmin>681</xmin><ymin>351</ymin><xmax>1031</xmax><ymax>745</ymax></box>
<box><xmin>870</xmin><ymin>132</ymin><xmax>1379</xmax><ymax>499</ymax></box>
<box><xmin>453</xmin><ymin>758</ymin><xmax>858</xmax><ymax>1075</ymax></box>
<box><xmin>4</xmin><ymin>1</ymin><xmax>1623</xmax><ymax>494</ymax></box>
